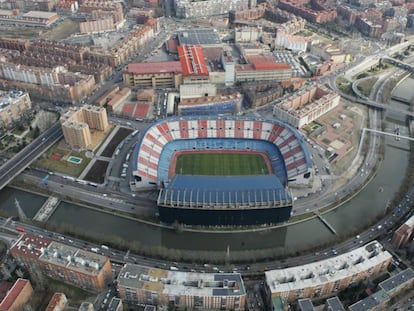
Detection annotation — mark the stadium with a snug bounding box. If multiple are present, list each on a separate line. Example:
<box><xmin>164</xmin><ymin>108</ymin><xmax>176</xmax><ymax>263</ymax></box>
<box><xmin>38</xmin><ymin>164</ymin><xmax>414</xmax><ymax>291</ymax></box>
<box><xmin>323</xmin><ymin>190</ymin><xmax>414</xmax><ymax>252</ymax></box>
<box><xmin>132</xmin><ymin>116</ymin><xmax>312</xmax><ymax>226</ymax></box>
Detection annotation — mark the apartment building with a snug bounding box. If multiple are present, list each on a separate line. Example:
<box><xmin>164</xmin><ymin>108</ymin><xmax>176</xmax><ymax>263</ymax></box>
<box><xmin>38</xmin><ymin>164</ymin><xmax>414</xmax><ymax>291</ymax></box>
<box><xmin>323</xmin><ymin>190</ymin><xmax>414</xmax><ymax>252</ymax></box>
<box><xmin>175</xmin><ymin>0</ymin><xmax>249</xmax><ymax>18</ymax></box>
<box><xmin>0</xmin><ymin>279</ymin><xmax>33</xmax><ymax>311</ymax></box>
<box><xmin>229</xmin><ymin>4</ymin><xmax>266</xmax><ymax>23</ymax></box>
<box><xmin>391</xmin><ymin>215</ymin><xmax>414</xmax><ymax>248</ymax></box>
<box><xmin>10</xmin><ymin>234</ymin><xmax>112</xmax><ymax>291</ymax></box>
<box><xmin>45</xmin><ymin>293</ymin><xmax>68</xmax><ymax>311</ymax></box>
<box><xmin>60</xmin><ymin>105</ymin><xmax>109</xmax><ymax>149</ymax></box>
<box><xmin>278</xmin><ymin>0</ymin><xmax>337</xmax><ymax>23</ymax></box>
<box><xmin>348</xmin><ymin>268</ymin><xmax>414</xmax><ymax>311</ymax></box>
<box><xmin>273</xmin><ymin>85</ymin><xmax>340</xmax><ymax>128</ymax></box>
<box><xmin>117</xmin><ymin>264</ymin><xmax>246</xmax><ymax>310</ymax></box>
<box><xmin>56</xmin><ymin>0</ymin><xmax>78</xmax><ymax>15</ymax></box>
<box><xmin>123</xmin><ymin>61</ymin><xmax>183</xmax><ymax>88</ymax></box>
<box><xmin>275</xmin><ymin>30</ymin><xmax>309</xmax><ymax>53</ymax></box>
<box><xmin>0</xmin><ymin>90</ymin><xmax>31</xmax><ymax>129</ymax></box>
<box><xmin>264</xmin><ymin>241</ymin><xmax>392</xmax><ymax>303</ymax></box>
<box><xmin>89</xmin><ymin>18</ymin><xmax>158</xmax><ymax>68</ymax></box>
<box><xmin>0</xmin><ymin>60</ymin><xmax>95</xmax><ymax>103</ymax></box>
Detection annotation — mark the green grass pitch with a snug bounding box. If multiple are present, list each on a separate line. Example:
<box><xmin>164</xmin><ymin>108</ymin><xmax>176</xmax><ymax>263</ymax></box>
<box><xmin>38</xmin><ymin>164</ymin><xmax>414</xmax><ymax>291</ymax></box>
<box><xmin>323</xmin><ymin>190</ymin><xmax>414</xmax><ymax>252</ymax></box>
<box><xmin>175</xmin><ymin>153</ymin><xmax>269</xmax><ymax>176</ymax></box>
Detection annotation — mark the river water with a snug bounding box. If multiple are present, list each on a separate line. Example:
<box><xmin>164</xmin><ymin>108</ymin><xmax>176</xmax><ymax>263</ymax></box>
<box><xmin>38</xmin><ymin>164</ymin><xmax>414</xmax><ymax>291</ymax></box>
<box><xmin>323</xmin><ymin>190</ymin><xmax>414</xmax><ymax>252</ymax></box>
<box><xmin>0</xmin><ymin>82</ymin><xmax>412</xmax><ymax>252</ymax></box>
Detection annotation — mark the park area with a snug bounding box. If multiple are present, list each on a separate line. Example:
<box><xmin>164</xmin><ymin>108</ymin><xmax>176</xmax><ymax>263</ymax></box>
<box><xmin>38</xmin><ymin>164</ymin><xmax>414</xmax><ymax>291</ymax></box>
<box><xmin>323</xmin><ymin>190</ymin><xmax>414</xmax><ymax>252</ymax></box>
<box><xmin>174</xmin><ymin>152</ymin><xmax>270</xmax><ymax>176</ymax></box>
<box><xmin>35</xmin><ymin>146</ymin><xmax>90</xmax><ymax>177</ymax></box>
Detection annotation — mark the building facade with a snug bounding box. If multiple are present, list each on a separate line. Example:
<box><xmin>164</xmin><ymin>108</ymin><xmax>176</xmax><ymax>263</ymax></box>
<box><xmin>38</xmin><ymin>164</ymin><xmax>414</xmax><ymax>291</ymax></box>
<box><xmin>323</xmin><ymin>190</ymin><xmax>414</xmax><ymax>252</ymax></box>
<box><xmin>123</xmin><ymin>61</ymin><xmax>183</xmax><ymax>88</ymax></box>
<box><xmin>178</xmin><ymin>92</ymin><xmax>243</xmax><ymax>115</ymax></box>
<box><xmin>0</xmin><ymin>61</ymin><xmax>95</xmax><ymax>103</ymax></box>
<box><xmin>0</xmin><ymin>90</ymin><xmax>31</xmax><ymax>129</ymax></box>
<box><xmin>391</xmin><ymin>215</ymin><xmax>414</xmax><ymax>248</ymax></box>
<box><xmin>117</xmin><ymin>264</ymin><xmax>246</xmax><ymax>310</ymax></box>
<box><xmin>10</xmin><ymin>234</ymin><xmax>113</xmax><ymax>291</ymax></box>
<box><xmin>235</xmin><ymin>61</ymin><xmax>292</xmax><ymax>83</ymax></box>
<box><xmin>60</xmin><ymin>105</ymin><xmax>109</xmax><ymax>149</ymax></box>
<box><xmin>45</xmin><ymin>293</ymin><xmax>68</xmax><ymax>311</ymax></box>
<box><xmin>175</xmin><ymin>0</ymin><xmax>249</xmax><ymax>18</ymax></box>
<box><xmin>0</xmin><ymin>279</ymin><xmax>33</xmax><ymax>311</ymax></box>
<box><xmin>264</xmin><ymin>241</ymin><xmax>392</xmax><ymax>303</ymax></box>
<box><xmin>273</xmin><ymin>85</ymin><xmax>340</xmax><ymax>128</ymax></box>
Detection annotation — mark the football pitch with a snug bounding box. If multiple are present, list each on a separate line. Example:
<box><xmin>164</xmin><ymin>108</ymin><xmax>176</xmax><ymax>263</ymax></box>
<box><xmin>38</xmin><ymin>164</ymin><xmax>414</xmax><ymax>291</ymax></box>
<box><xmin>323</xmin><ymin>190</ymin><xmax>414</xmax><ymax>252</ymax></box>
<box><xmin>175</xmin><ymin>153</ymin><xmax>269</xmax><ymax>176</ymax></box>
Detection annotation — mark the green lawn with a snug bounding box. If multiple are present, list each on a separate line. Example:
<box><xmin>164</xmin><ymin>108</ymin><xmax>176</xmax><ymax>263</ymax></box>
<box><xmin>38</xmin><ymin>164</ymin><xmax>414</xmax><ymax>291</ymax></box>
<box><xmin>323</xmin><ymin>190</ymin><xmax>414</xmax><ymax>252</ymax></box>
<box><xmin>175</xmin><ymin>153</ymin><xmax>269</xmax><ymax>176</ymax></box>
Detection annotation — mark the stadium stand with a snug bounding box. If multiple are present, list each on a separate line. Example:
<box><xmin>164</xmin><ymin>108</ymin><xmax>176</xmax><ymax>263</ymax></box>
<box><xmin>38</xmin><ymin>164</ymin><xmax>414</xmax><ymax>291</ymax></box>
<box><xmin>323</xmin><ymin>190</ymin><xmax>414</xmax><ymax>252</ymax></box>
<box><xmin>132</xmin><ymin>116</ymin><xmax>312</xmax><ymax>226</ymax></box>
<box><xmin>134</xmin><ymin>116</ymin><xmax>311</xmax><ymax>183</ymax></box>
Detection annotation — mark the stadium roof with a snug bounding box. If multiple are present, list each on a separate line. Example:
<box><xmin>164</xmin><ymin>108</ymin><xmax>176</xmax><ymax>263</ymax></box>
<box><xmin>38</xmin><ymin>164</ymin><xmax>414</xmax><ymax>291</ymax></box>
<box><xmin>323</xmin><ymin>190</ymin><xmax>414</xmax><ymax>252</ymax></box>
<box><xmin>124</xmin><ymin>61</ymin><xmax>182</xmax><ymax>74</ymax></box>
<box><xmin>177</xmin><ymin>29</ymin><xmax>221</xmax><ymax>46</ymax></box>
<box><xmin>178</xmin><ymin>45</ymin><xmax>209</xmax><ymax>77</ymax></box>
<box><xmin>158</xmin><ymin>175</ymin><xmax>291</xmax><ymax>208</ymax></box>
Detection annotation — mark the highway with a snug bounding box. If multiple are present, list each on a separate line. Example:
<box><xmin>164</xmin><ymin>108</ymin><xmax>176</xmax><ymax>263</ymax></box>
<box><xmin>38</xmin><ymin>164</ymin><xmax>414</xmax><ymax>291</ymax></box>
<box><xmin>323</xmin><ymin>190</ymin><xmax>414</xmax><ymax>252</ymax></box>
<box><xmin>0</xmin><ymin>122</ymin><xmax>63</xmax><ymax>191</ymax></box>
<box><xmin>0</xmin><ymin>17</ymin><xmax>412</xmax><ymax>276</ymax></box>
<box><xmin>16</xmin><ymin>171</ymin><xmax>158</xmax><ymax>219</ymax></box>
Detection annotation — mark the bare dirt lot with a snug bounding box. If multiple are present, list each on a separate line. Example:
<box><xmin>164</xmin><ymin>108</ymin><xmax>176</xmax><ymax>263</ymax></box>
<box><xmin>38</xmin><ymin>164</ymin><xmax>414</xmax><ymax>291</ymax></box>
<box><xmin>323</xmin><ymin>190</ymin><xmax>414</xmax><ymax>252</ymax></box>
<box><xmin>0</xmin><ymin>18</ymin><xmax>80</xmax><ymax>40</ymax></box>
<box><xmin>41</xmin><ymin>19</ymin><xmax>80</xmax><ymax>40</ymax></box>
<box><xmin>101</xmin><ymin>127</ymin><xmax>133</xmax><ymax>157</ymax></box>
<box><xmin>83</xmin><ymin>160</ymin><xmax>109</xmax><ymax>184</ymax></box>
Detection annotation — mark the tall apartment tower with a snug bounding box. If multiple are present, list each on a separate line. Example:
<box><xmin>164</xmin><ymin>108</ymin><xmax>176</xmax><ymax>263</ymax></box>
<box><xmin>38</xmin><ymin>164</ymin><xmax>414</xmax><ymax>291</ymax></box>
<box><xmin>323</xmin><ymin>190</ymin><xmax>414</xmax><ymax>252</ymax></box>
<box><xmin>60</xmin><ymin>105</ymin><xmax>109</xmax><ymax>150</ymax></box>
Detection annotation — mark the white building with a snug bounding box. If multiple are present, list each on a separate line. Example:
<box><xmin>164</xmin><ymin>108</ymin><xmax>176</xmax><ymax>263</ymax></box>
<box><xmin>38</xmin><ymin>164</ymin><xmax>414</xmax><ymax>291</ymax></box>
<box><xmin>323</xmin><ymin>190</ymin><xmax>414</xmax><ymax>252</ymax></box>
<box><xmin>265</xmin><ymin>241</ymin><xmax>392</xmax><ymax>303</ymax></box>
<box><xmin>175</xmin><ymin>0</ymin><xmax>249</xmax><ymax>18</ymax></box>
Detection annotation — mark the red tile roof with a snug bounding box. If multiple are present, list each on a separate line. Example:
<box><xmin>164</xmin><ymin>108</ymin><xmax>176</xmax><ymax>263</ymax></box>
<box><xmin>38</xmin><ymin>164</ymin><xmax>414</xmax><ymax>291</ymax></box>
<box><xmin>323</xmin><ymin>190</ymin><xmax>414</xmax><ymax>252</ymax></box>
<box><xmin>177</xmin><ymin>45</ymin><xmax>209</xmax><ymax>77</ymax></box>
<box><xmin>0</xmin><ymin>279</ymin><xmax>31</xmax><ymax>311</ymax></box>
<box><xmin>252</xmin><ymin>61</ymin><xmax>291</xmax><ymax>71</ymax></box>
<box><xmin>45</xmin><ymin>293</ymin><xmax>66</xmax><ymax>311</ymax></box>
<box><xmin>10</xmin><ymin>234</ymin><xmax>52</xmax><ymax>260</ymax></box>
<box><xmin>124</xmin><ymin>61</ymin><xmax>182</xmax><ymax>75</ymax></box>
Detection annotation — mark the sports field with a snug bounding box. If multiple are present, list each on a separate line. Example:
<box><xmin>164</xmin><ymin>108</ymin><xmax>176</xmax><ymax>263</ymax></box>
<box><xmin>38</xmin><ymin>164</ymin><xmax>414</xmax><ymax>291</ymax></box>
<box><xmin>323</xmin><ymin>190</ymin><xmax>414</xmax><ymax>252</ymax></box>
<box><xmin>175</xmin><ymin>152</ymin><xmax>269</xmax><ymax>176</ymax></box>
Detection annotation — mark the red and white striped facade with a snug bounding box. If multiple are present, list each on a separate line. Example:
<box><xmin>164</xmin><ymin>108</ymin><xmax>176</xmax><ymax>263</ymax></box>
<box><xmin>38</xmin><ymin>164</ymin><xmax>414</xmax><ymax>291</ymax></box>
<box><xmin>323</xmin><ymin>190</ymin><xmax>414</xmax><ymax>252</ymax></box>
<box><xmin>136</xmin><ymin>117</ymin><xmax>310</xmax><ymax>181</ymax></box>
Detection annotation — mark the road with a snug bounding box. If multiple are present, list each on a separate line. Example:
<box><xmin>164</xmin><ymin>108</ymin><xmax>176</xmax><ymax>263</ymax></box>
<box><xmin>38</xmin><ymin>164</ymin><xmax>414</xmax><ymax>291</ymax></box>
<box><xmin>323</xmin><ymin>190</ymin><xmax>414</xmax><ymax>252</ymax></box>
<box><xmin>17</xmin><ymin>171</ymin><xmax>157</xmax><ymax>218</ymax></box>
<box><xmin>0</xmin><ymin>122</ymin><xmax>62</xmax><ymax>191</ymax></box>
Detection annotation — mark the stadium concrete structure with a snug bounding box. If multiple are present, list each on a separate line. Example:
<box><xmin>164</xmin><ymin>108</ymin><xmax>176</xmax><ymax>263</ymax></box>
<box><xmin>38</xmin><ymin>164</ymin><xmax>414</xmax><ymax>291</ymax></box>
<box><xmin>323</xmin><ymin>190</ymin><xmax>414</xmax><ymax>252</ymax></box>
<box><xmin>133</xmin><ymin>116</ymin><xmax>312</xmax><ymax>226</ymax></box>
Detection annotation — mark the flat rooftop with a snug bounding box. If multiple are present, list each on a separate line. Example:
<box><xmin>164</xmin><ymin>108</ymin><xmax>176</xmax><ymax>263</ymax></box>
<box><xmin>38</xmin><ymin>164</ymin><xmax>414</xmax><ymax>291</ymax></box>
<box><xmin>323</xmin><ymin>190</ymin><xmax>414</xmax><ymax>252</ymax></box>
<box><xmin>124</xmin><ymin>61</ymin><xmax>182</xmax><ymax>75</ymax></box>
<box><xmin>23</xmin><ymin>11</ymin><xmax>57</xmax><ymax>18</ymax></box>
<box><xmin>348</xmin><ymin>289</ymin><xmax>389</xmax><ymax>311</ymax></box>
<box><xmin>177</xmin><ymin>29</ymin><xmax>221</xmax><ymax>46</ymax></box>
<box><xmin>0</xmin><ymin>90</ymin><xmax>27</xmax><ymax>111</ymax></box>
<box><xmin>265</xmin><ymin>241</ymin><xmax>392</xmax><ymax>294</ymax></box>
<box><xmin>11</xmin><ymin>234</ymin><xmax>108</xmax><ymax>276</ymax></box>
<box><xmin>379</xmin><ymin>268</ymin><xmax>414</xmax><ymax>293</ymax></box>
<box><xmin>325</xmin><ymin>296</ymin><xmax>345</xmax><ymax>311</ymax></box>
<box><xmin>118</xmin><ymin>264</ymin><xmax>245</xmax><ymax>297</ymax></box>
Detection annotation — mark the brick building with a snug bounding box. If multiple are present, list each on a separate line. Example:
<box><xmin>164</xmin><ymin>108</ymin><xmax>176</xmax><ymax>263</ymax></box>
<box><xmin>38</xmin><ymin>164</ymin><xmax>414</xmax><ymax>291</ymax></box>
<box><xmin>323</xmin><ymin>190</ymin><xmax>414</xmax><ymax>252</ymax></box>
<box><xmin>117</xmin><ymin>264</ymin><xmax>246</xmax><ymax>310</ymax></box>
<box><xmin>277</xmin><ymin>0</ymin><xmax>337</xmax><ymax>23</ymax></box>
<box><xmin>273</xmin><ymin>84</ymin><xmax>340</xmax><ymax>128</ymax></box>
<box><xmin>0</xmin><ymin>279</ymin><xmax>33</xmax><ymax>311</ymax></box>
<box><xmin>45</xmin><ymin>293</ymin><xmax>68</xmax><ymax>311</ymax></box>
<box><xmin>391</xmin><ymin>215</ymin><xmax>414</xmax><ymax>248</ymax></box>
<box><xmin>0</xmin><ymin>60</ymin><xmax>95</xmax><ymax>103</ymax></box>
<box><xmin>10</xmin><ymin>234</ymin><xmax>112</xmax><ymax>291</ymax></box>
<box><xmin>264</xmin><ymin>241</ymin><xmax>392</xmax><ymax>303</ymax></box>
<box><xmin>0</xmin><ymin>90</ymin><xmax>31</xmax><ymax>129</ymax></box>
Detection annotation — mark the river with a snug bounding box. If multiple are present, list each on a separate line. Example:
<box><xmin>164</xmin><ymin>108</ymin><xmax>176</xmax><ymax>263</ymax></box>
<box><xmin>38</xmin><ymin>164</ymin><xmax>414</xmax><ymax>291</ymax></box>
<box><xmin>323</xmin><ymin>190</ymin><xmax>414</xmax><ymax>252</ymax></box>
<box><xmin>0</xmin><ymin>82</ymin><xmax>412</xmax><ymax>252</ymax></box>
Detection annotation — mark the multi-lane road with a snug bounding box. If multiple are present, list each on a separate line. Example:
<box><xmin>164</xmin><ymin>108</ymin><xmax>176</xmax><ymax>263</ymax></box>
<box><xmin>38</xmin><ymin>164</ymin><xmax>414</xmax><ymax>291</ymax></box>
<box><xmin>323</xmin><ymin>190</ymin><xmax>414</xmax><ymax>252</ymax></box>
<box><xmin>0</xmin><ymin>122</ymin><xmax>62</xmax><ymax>191</ymax></box>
